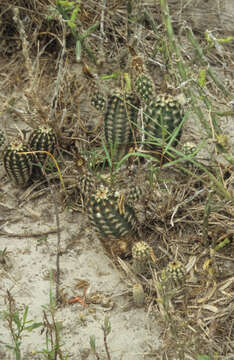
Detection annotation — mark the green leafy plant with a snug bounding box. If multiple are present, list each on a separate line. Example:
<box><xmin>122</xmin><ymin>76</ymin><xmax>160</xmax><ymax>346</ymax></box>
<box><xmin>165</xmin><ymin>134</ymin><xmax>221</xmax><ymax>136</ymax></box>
<box><xmin>90</xmin><ymin>316</ymin><xmax>112</xmax><ymax>360</ymax></box>
<box><xmin>2</xmin><ymin>291</ymin><xmax>42</xmax><ymax>360</ymax></box>
<box><xmin>197</xmin><ymin>355</ymin><xmax>211</xmax><ymax>360</ymax></box>
<box><xmin>56</xmin><ymin>0</ymin><xmax>99</xmax><ymax>63</ymax></box>
<box><xmin>38</xmin><ymin>274</ymin><xmax>68</xmax><ymax>359</ymax></box>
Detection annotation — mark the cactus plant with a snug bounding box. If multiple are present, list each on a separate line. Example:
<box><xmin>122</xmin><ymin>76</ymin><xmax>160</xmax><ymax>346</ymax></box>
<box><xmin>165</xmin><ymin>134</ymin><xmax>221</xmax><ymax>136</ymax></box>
<box><xmin>91</xmin><ymin>92</ymin><xmax>106</xmax><ymax>112</ymax></box>
<box><xmin>126</xmin><ymin>185</ymin><xmax>142</xmax><ymax>204</ymax></box>
<box><xmin>79</xmin><ymin>171</ymin><xmax>96</xmax><ymax>202</ymax></box>
<box><xmin>131</xmin><ymin>56</ymin><xmax>155</xmax><ymax>105</ymax></box>
<box><xmin>90</xmin><ymin>88</ymin><xmax>139</xmax><ymax>161</ymax></box>
<box><xmin>165</xmin><ymin>260</ymin><xmax>185</xmax><ymax>287</ymax></box>
<box><xmin>91</xmin><ymin>88</ymin><xmax>139</xmax><ymax>161</ymax></box>
<box><xmin>84</xmin><ymin>64</ymin><xmax>140</xmax><ymax>162</ymax></box>
<box><xmin>182</xmin><ymin>141</ymin><xmax>197</xmax><ymax>155</ymax></box>
<box><xmin>28</xmin><ymin>125</ymin><xmax>57</xmax><ymax>167</ymax></box>
<box><xmin>130</xmin><ymin>54</ymin><xmax>185</xmax><ymax>152</ymax></box>
<box><xmin>103</xmin><ymin>89</ymin><xmax>139</xmax><ymax>161</ymax></box>
<box><xmin>143</xmin><ymin>94</ymin><xmax>184</xmax><ymax>149</ymax></box>
<box><xmin>88</xmin><ymin>184</ymin><xmax>138</xmax><ymax>256</ymax></box>
<box><xmin>132</xmin><ymin>241</ymin><xmax>153</xmax><ymax>273</ymax></box>
<box><xmin>132</xmin><ymin>283</ymin><xmax>145</xmax><ymax>307</ymax></box>
<box><xmin>3</xmin><ymin>138</ymin><xmax>32</xmax><ymax>186</ymax></box>
<box><xmin>0</xmin><ymin>129</ymin><xmax>6</xmax><ymax>149</ymax></box>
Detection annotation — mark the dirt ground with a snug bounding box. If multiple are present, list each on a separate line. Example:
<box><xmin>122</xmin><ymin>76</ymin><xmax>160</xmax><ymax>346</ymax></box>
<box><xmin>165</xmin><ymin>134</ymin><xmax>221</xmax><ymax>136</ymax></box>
<box><xmin>0</xmin><ymin>177</ymin><xmax>161</xmax><ymax>359</ymax></box>
<box><xmin>0</xmin><ymin>1</ymin><xmax>234</xmax><ymax>360</ymax></box>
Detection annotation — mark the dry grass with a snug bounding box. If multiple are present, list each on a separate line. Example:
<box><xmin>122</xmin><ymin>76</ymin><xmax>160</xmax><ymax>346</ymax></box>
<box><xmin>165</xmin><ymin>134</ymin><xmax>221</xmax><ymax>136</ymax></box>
<box><xmin>0</xmin><ymin>1</ymin><xmax>233</xmax><ymax>359</ymax></box>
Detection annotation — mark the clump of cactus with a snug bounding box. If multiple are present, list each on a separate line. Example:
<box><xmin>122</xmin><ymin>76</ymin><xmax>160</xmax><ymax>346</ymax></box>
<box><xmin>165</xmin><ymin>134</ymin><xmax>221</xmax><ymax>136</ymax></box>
<box><xmin>3</xmin><ymin>138</ymin><xmax>32</xmax><ymax>186</ymax></box>
<box><xmin>84</xmin><ymin>65</ymin><xmax>140</xmax><ymax>162</ymax></box>
<box><xmin>28</xmin><ymin>125</ymin><xmax>57</xmax><ymax>167</ymax></box>
<box><xmin>143</xmin><ymin>94</ymin><xmax>184</xmax><ymax>149</ymax></box>
<box><xmin>87</xmin><ymin>184</ymin><xmax>138</xmax><ymax>256</ymax></box>
<box><xmin>130</xmin><ymin>54</ymin><xmax>185</xmax><ymax>152</ymax></box>
<box><xmin>132</xmin><ymin>241</ymin><xmax>154</xmax><ymax>273</ymax></box>
<box><xmin>131</xmin><ymin>56</ymin><xmax>155</xmax><ymax>105</ymax></box>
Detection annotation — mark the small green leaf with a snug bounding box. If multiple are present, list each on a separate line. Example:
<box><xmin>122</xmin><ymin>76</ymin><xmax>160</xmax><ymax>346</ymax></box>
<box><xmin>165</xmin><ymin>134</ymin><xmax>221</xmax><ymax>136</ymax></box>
<box><xmin>197</xmin><ymin>355</ymin><xmax>211</xmax><ymax>360</ymax></box>
<box><xmin>199</xmin><ymin>68</ymin><xmax>206</xmax><ymax>88</ymax></box>
<box><xmin>103</xmin><ymin>316</ymin><xmax>111</xmax><ymax>335</ymax></box>
<box><xmin>215</xmin><ymin>238</ymin><xmax>230</xmax><ymax>251</ymax></box>
<box><xmin>71</xmin><ymin>6</ymin><xmax>80</xmax><ymax>22</ymax></box>
<box><xmin>22</xmin><ymin>305</ymin><xmax>29</xmax><ymax>326</ymax></box>
<box><xmin>80</xmin><ymin>22</ymin><xmax>100</xmax><ymax>40</ymax></box>
<box><xmin>13</xmin><ymin>313</ymin><xmax>21</xmax><ymax>332</ymax></box>
<box><xmin>100</xmin><ymin>71</ymin><xmax>120</xmax><ymax>80</ymax></box>
<box><xmin>217</xmin><ymin>36</ymin><xmax>233</xmax><ymax>44</ymax></box>
<box><xmin>25</xmin><ymin>322</ymin><xmax>43</xmax><ymax>332</ymax></box>
<box><xmin>89</xmin><ymin>335</ymin><xmax>96</xmax><ymax>353</ymax></box>
<box><xmin>57</xmin><ymin>0</ymin><xmax>75</xmax><ymax>8</ymax></box>
<box><xmin>124</xmin><ymin>72</ymin><xmax>131</xmax><ymax>92</ymax></box>
<box><xmin>67</xmin><ymin>20</ymin><xmax>76</xmax><ymax>30</ymax></box>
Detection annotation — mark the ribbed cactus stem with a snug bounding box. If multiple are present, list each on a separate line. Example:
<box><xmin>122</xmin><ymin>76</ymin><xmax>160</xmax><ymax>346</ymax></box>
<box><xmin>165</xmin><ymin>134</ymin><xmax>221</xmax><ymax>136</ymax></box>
<box><xmin>165</xmin><ymin>261</ymin><xmax>185</xmax><ymax>287</ymax></box>
<box><xmin>80</xmin><ymin>172</ymin><xmax>96</xmax><ymax>201</ymax></box>
<box><xmin>104</xmin><ymin>89</ymin><xmax>139</xmax><ymax>161</ymax></box>
<box><xmin>28</xmin><ymin>125</ymin><xmax>57</xmax><ymax>166</ymax></box>
<box><xmin>88</xmin><ymin>185</ymin><xmax>138</xmax><ymax>256</ymax></box>
<box><xmin>182</xmin><ymin>141</ymin><xmax>197</xmax><ymax>155</ymax></box>
<box><xmin>126</xmin><ymin>186</ymin><xmax>142</xmax><ymax>203</ymax></box>
<box><xmin>91</xmin><ymin>92</ymin><xmax>106</xmax><ymax>112</ymax></box>
<box><xmin>132</xmin><ymin>241</ymin><xmax>153</xmax><ymax>273</ymax></box>
<box><xmin>144</xmin><ymin>94</ymin><xmax>184</xmax><ymax>149</ymax></box>
<box><xmin>3</xmin><ymin>139</ymin><xmax>32</xmax><ymax>186</ymax></box>
<box><xmin>131</xmin><ymin>56</ymin><xmax>155</xmax><ymax>104</ymax></box>
<box><xmin>0</xmin><ymin>129</ymin><xmax>6</xmax><ymax>149</ymax></box>
<box><xmin>132</xmin><ymin>283</ymin><xmax>145</xmax><ymax>307</ymax></box>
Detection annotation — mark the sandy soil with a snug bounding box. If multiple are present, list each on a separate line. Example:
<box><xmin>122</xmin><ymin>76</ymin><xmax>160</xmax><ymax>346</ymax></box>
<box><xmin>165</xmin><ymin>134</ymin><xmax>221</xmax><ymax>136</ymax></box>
<box><xmin>0</xmin><ymin>167</ymin><xmax>161</xmax><ymax>359</ymax></box>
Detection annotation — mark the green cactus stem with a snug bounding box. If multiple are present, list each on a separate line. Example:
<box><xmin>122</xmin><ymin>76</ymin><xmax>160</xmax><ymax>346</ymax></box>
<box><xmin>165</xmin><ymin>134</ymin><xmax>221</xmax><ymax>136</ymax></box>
<box><xmin>88</xmin><ymin>185</ymin><xmax>138</xmax><ymax>256</ymax></box>
<box><xmin>0</xmin><ymin>129</ymin><xmax>6</xmax><ymax>149</ymax></box>
<box><xmin>91</xmin><ymin>92</ymin><xmax>106</xmax><ymax>112</ymax></box>
<box><xmin>104</xmin><ymin>89</ymin><xmax>139</xmax><ymax>161</ymax></box>
<box><xmin>28</xmin><ymin>125</ymin><xmax>57</xmax><ymax>167</ymax></box>
<box><xmin>144</xmin><ymin>94</ymin><xmax>184</xmax><ymax>149</ymax></box>
<box><xmin>131</xmin><ymin>56</ymin><xmax>155</xmax><ymax>105</ymax></box>
<box><xmin>165</xmin><ymin>260</ymin><xmax>185</xmax><ymax>287</ymax></box>
<box><xmin>132</xmin><ymin>241</ymin><xmax>153</xmax><ymax>273</ymax></box>
<box><xmin>3</xmin><ymin>139</ymin><xmax>32</xmax><ymax>186</ymax></box>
